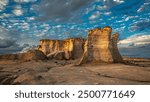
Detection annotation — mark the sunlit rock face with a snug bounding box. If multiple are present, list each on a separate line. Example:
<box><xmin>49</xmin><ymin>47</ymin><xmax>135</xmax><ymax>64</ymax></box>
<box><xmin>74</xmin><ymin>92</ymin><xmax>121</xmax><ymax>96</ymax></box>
<box><xmin>78</xmin><ymin>26</ymin><xmax>123</xmax><ymax>64</ymax></box>
<box><xmin>38</xmin><ymin>38</ymin><xmax>85</xmax><ymax>60</ymax></box>
<box><xmin>38</xmin><ymin>39</ymin><xmax>62</xmax><ymax>55</ymax></box>
<box><xmin>38</xmin><ymin>26</ymin><xmax>122</xmax><ymax>62</ymax></box>
<box><xmin>18</xmin><ymin>50</ymin><xmax>47</xmax><ymax>61</ymax></box>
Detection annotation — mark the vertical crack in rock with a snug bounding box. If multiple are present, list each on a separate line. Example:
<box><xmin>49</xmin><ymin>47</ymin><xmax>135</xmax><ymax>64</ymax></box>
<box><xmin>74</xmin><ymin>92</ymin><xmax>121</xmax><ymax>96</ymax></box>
<box><xmin>38</xmin><ymin>38</ymin><xmax>85</xmax><ymax>60</ymax></box>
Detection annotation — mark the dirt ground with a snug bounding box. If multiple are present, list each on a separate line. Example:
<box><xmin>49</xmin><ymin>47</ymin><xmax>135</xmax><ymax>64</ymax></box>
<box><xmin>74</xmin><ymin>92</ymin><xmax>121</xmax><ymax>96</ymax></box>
<box><xmin>0</xmin><ymin>58</ymin><xmax>150</xmax><ymax>85</ymax></box>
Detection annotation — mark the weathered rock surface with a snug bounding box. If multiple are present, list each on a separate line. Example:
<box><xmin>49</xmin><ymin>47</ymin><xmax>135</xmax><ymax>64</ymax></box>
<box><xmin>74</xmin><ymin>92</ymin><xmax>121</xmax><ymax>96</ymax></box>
<box><xmin>38</xmin><ymin>27</ymin><xmax>122</xmax><ymax>62</ymax></box>
<box><xmin>0</xmin><ymin>58</ymin><xmax>150</xmax><ymax>85</ymax></box>
<box><xmin>112</xmin><ymin>33</ymin><xmax>123</xmax><ymax>62</ymax></box>
<box><xmin>78</xmin><ymin>26</ymin><xmax>123</xmax><ymax>64</ymax></box>
<box><xmin>38</xmin><ymin>38</ymin><xmax>85</xmax><ymax>60</ymax></box>
<box><xmin>38</xmin><ymin>39</ymin><xmax>62</xmax><ymax>55</ymax></box>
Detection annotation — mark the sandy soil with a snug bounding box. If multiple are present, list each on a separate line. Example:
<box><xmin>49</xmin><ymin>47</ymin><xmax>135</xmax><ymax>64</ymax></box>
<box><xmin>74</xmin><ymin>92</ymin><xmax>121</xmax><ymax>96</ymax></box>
<box><xmin>0</xmin><ymin>58</ymin><xmax>150</xmax><ymax>85</ymax></box>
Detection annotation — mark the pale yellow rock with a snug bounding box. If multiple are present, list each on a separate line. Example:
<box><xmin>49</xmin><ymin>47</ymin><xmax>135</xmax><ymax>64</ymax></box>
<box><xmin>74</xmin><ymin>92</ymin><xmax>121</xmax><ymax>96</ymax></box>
<box><xmin>37</xmin><ymin>26</ymin><xmax>122</xmax><ymax>62</ymax></box>
<box><xmin>38</xmin><ymin>38</ymin><xmax>85</xmax><ymax>60</ymax></box>
<box><xmin>79</xmin><ymin>26</ymin><xmax>123</xmax><ymax>64</ymax></box>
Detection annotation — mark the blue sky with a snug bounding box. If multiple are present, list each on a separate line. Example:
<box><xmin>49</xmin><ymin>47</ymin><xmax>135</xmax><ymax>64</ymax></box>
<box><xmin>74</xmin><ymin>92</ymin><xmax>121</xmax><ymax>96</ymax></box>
<box><xmin>0</xmin><ymin>0</ymin><xmax>150</xmax><ymax>57</ymax></box>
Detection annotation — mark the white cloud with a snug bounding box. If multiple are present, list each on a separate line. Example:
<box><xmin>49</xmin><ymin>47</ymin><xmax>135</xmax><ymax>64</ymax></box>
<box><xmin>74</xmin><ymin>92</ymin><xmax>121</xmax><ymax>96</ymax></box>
<box><xmin>137</xmin><ymin>1</ymin><xmax>150</xmax><ymax>13</ymax></box>
<box><xmin>21</xmin><ymin>22</ymin><xmax>30</xmax><ymax>30</ymax></box>
<box><xmin>53</xmin><ymin>25</ymin><xmax>62</xmax><ymax>28</ymax></box>
<box><xmin>14</xmin><ymin>0</ymin><xmax>37</xmax><ymax>3</ymax></box>
<box><xmin>104</xmin><ymin>11</ymin><xmax>112</xmax><ymax>15</ymax></box>
<box><xmin>85</xmin><ymin>5</ymin><xmax>96</xmax><ymax>14</ymax></box>
<box><xmin>102</xmin><ymin>0</ymin><xmax>124</xmax><ymax>9</ymax></box>
<box><xmin>0</xmin><ymin>0</ymin><xmax>8</xmax><ymax>11</ymax></box>
<box><xmin>124</xmin><ymin>16</ymin><xmax>139</xmax><ymax>22</ymax></box>
<box><xmin>96</xmin><ymin>5</ymin><xmax>108</xmax><ymax>10</ymax></box>
<box><xmin>12</xmin><ymin>5</ymin><xmax>23</xmax><ymax>16</ymax></box>
<box><xmin>113</xmin><ymin>0</ymin><xmax>124</xmax><ymax>3</ymax></box>
<box><xmin>118</xmin><ymin>34</ymin><xmax>150</xmax><ymax>47</ymax></box>
<box><xmin>118</xmin><ymin>33</ymin><xmax>150</xmax><ymax>58</ymax></box>
<box><xmin>130</xmin><ymin>19</ymin><xmax>150</xmax><ymax>31</ymax></box>
<box><xmin>116</xmin><ymin>19</ymin><xmax>124</xmax><ymax>23</ymax></box>
<box><xmin>95</xmin><ymin>0</ymin><xmax>124</xmax><ymax>11</ymax></box>
<box><xmin>89</xmin><ymin>11</ymin><xmax>101</xmax><ymax>20</ymax></box>
<box><xmin>125</xmin><ymin>17</ymin><xmax>129</xmax><ymax>21</ymax></box>
<box><xmin>27</xmin><ymin>17</ymin><xmax>35</xmax><ymax>21</ymax></box>
<box><xmin>19</xmin><ymin>44</ymin><xmax>36</xmax><ymax>53</ymax></box>
<box><xmin>1</xmin><ymin>13</ymin><xmax>13</xmax><ymax>18</ymax></box>
<box><xmin>114</xmin><ymin>26</ymin><xmax>125</xmax><ymax>32</ymax></box>
<box><xmin>35</xmin><ymin>33</ymin><xmax>45</xmax><ymax>37</ymax></box>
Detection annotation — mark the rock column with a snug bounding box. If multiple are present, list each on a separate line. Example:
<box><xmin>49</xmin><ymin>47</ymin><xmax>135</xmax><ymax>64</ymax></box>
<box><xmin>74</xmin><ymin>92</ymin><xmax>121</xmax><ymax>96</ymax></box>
<box><xmin>78</xmin><ymin>26</ymin><xmax>123</xmax><ymax>64</ymax></box>
<box><xmin>112</xmin><ymin>33</ymin><xmax>123</xmax><ymax>62</ymax></box>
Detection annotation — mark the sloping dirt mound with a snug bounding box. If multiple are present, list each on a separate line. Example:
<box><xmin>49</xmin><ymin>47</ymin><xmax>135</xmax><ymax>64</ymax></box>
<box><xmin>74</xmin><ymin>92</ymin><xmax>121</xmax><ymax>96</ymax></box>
<box><xmin>0</xmin><ymin>54</ymin><xmax>18</xmax><ymax>60</ymax></box>
<box><xmin>19</xmin><ymin>50</ymin><xmax>47</xmax><ymax>61</ymax></box>
<box><xmin>0</xmin><ymin>50</ymin><xmax>47</xmax><ymax>61</ymax></box>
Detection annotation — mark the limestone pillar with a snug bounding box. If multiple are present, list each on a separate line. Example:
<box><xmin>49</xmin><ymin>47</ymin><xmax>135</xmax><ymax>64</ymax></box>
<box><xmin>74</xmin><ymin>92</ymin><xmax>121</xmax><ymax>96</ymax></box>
<box><xmin>112</xmin><ymin>33</ymin><xmax>123</xmax><ymax>62</ymax></box>
<box><xmin>78</xmin><ymin>26</ymin><xmax>123</xmax><ymax>65</ymax></box>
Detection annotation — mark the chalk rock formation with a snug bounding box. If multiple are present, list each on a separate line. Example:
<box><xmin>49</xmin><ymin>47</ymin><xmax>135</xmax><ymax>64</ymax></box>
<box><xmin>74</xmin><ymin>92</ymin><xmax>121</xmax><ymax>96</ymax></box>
<box><xmin>38</xmin><ymin>38</ymin><xmax>85</xmax><ymax>60</ymax></box>
<box><xmin>38</xmin><ymin>39</ymin><xmax>62</xmax><ymax>55</ymax></box>
<box><xmin>62</xmin><ymin>38</ymin><xmax>85</xmax><ymax>59</ymax></box>
<box><xmin>78</xmin><ymin>26</ymin><xmax>123</xmax><ymax>64</ymax></box>
<box><xmin>111</xmin><ymin>33</ymin><xmax>123</xmax><ymax>62</ymax></box>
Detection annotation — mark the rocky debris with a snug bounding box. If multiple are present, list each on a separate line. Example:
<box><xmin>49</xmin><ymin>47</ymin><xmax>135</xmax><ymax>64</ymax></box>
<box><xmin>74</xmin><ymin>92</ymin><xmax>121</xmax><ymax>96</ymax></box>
<box><xmin>78</xmin><ymin>26</ymin><xmax>123</xmax><ymax>65</ymax></box>
<box><xmin>38</xmin><ymin>38</ymin><xmax>85</xmax><ymax>60</ymax></box>
<box><xmin>0</xmin><ymin>50</ymin><xmax>47</xmax><ymax>61</ymax></box>
<box><xmin>47</xmin><ymin>51</ymin><xmax>66</xmax><ymax>60</ymax></box>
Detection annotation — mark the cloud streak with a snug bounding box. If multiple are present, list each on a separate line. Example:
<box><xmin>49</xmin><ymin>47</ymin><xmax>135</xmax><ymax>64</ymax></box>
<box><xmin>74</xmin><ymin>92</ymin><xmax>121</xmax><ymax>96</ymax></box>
<box><xmin>0</xmin><ymin>0</ymin><xmax>8</xmax><ymax>11</ymax></box>
<box><xmin>130</xmin><ymin>20</ymin><xmax>150</xmax><ymax>31</ymax></box>
<box><xmin>118</xmin><ymin>34</ymin><xmax>150</xmax><ymax>46</ymax></box>
<box><xmin>118</xmin><ymin>34</ymin><xmax>150</xmax><ymax>58</ymax></box>
<box><xmin>0</xmin><ymin>38</ymin><xmax>16</xmax><ymax>48</ymax></box>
